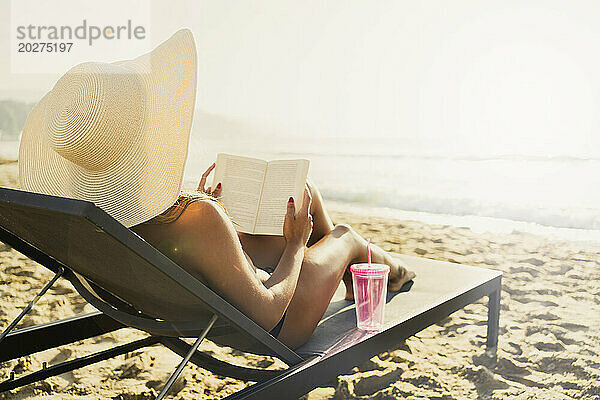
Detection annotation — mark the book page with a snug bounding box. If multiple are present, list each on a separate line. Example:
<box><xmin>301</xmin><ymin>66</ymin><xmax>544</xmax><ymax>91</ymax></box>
<box><xmin>254</xmin><ymin>159</ymin><xmax>310</xmax><ymax>235</ymax></box>
<box><xmin>212</xmin><ymin>153</ymin><xmax>267</xmax><ymax>234</ymax></box>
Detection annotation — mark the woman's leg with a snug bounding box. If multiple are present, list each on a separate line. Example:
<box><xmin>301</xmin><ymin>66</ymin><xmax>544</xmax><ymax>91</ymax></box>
<box><xmin>277</xmin><ymin>224</ymin><xmax>415</xmax><ymax>349</ymax></box>
<box><xmin>303</xmin><ymin>180</ymin><xmax>415</xmax><ymax>296</ymax></box>
<box><xmin>239</xmin><ymin>180</ymin><xmax>414</xmax><ymax>300</ymax></box>
<box><xmin>276</xmin><ymin>224</ymin><xmax>361</xmax><ymax>348</ymax></box>
<box><xmin>305</xmin><ymin>179</ymin><xmax>334</xmax><ymax>247</ymax></box>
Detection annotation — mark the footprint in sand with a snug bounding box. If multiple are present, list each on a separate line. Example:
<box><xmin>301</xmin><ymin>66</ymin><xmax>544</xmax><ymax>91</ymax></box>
<box><xmin>517</xmin><ymin>296</ymin><xmax>559</xmax><ymax>307</ymax></box>
<box><xmin>49</xmin><ymin>348</ymin><xmax>72</xmax><ymax>364</ymax></box>
<box><xmin>146</xmin><ymin>375</ymin><xmax>186</xmax><ymax>395</ymax></box>
<box><xmin>461</xmin><ymin>365</ymin><xmax>510</xmax><ymax>394</ymax></box>
<box><xmin>531</xmin><ymin>312</ymin><xmax>560</xmax><ymax>321</ymax></box>
<box><xmin>352</xmin><ymin>367</ymin><xmax>404</xmax><ymax>397</ymax></box>
<box><xmin>534</xmin><ymin>341</ymin><xmax>565</xmax><ymax>352</ymax></box>
<box><xmin>519</xmin><ymin>257</ymin><xmax>545</xmax><ymax>267</ymax></box>
<box><xmin>548</xmin><ymin>264</ymin><xmax>573</xmax><ymax>275</ymax></box>
<box><xmin>496</xmin><ymin>357</ymin><xmax>530</xmax><ymax>377</ymax></box>
<box><xmin>441</xmin><ymin>322</ymin><xmax>471</xmax><ymax>334</ymax></box>
<box><xmin>534</xmin><ymin>288</ymin><xmax>562</xmax><ymax>297</ymax></box>
<box><xmin>503</xmin><ymin>287</ymin><xmax>529</xmax><ymax>298</ymax></box>
<box><xmin>536</xmin><ymin>300</ymin><xmax>559</xmax><ymax>307</ymax></box>
<box><xmin>118</xmin><ymin>356</ymin><xmax>148</xmax><ymax>379</ymax></box>
<box><xmin>505</xmin><ymin>341</ymin><xmax>523</xmax><ymax>355</ymax></box>
<box><xmin>414</xmin><ymin>248</ymin><xmax>428</xmax><ymax>255</ymax></box>
<box><xmin>509</xmin><ymin>265</ymin><xmax>540</xmax><ymax>277</ymax></box>
<box><xmin>558</xmin><ymin>322</ymin><xmax>588</xmax><ymax>331</ymax></box>
<box><xmin>549</xmin><ymin>327</ymin><xmax>581</xmax><ymax>346</ymax></box>
<box><xmin>50</xmin><ymin>282</ymin><xmax>75</xmax><ymax>295</ymax></box>
<box><xmin>535</xmin><ymin>355</ymin><xmax>589</xmax><ymax>378</ymax></box>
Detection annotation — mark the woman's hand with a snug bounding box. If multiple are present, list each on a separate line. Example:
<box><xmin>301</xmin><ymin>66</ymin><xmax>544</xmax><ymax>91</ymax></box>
<box><xmin>283</xmin><ymin>188</ymin><xmax>313</xmax><ymax>248</ymax></box>
<box><xmin>197</xmin><ymin>163</ymin><xmax>222</xmax><ymax>197</ymax></box>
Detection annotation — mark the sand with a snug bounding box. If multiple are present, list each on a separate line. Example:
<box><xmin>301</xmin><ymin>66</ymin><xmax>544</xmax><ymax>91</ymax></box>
<box><xmin>0</xmin><ymin>159</ymin><xmax>599</xmax><ymax>399</ymax></box>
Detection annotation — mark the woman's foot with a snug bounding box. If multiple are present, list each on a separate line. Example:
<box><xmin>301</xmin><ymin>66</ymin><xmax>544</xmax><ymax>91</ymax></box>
<box><xmin>342</xmin><ymin>228</ymin><xmax>416</xmax><ymax>300</ymax></box>
<box><xmin>364</xmin><ymin>238</ymin><xmax>416</xmax><ymax>291</ymax></box>
<box><xmin>342</xmin><ymin>255</ymin><xmax>415</xmax><ymax>301</ymax></box>
<box><xmin>386</xmin><ymin>256</ymin><xmax>417</xmax><ymax>291</ymax></box>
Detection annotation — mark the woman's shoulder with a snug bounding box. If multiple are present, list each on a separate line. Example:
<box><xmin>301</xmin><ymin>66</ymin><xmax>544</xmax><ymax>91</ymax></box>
<box><xmin>131</xmin><ymin>196</ymin><xmax>232</xmax><ymax>261</ymax></box>
<box><xmin>180</xmin><ymin>197</ymin><xmax>225</xmax><ymax>221</ymax></box>
<box><xmin>131</xmin><ymin>192</ymin><xmax>226</xmax><ymax>233</ymax></box>
<box><xmin>177</xmin><ymin>197</ymin><xmax>232</xmax><ymax>233</ymax></box>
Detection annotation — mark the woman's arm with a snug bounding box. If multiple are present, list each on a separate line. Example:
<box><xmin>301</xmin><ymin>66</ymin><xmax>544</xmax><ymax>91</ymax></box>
<box><xmin>174</xmin><ymin>190</ymin><xmax>312</xmax><ymax>332</ymax></box>
<box><xmin>262</xmin><ymin>191</ymin><xmax>313</xmax><ymax>305</ymax></box>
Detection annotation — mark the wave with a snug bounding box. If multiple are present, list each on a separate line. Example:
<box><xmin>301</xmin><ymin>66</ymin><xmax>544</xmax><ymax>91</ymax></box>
<box><xmin>276</xmin><ymin>149</ymin><xmax>600</xmax><ymax>163</ymax></box>
<box><xmin>322</xmin><ymin>188</ymin><xmax>600</xmax><ymax>231</ymax></box>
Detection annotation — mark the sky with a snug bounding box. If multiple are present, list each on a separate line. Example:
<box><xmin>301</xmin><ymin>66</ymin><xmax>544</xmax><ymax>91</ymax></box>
<box><xmin>1</xmin><ymin>0</ymin><xmax>600</xmax><ymax>156</ymax></box>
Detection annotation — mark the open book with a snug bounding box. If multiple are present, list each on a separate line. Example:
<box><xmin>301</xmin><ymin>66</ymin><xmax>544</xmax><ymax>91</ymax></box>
<box><xmin>212</xmin><ymin>153</ymin><xmax>310</xmax><ymax>235</ymax></box>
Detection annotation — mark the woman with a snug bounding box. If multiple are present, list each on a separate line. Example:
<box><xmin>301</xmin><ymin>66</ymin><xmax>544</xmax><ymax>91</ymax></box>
<box><xmin>131</xmin><ymin>163</ymin><xmax>415</xmax><ymax>349</ymax></box>
<box><xmin>18</xmin><ymin>29</ymin><xmax>415</xmax><ymax>350</ymax></box>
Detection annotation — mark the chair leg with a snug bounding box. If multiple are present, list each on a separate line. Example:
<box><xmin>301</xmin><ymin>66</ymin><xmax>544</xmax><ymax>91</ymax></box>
<box><xmin>0</xmin><ymin>266</ymin><xmax>64</xmax><ymax>344</ymax></box>
<box><xmin>156</xmin><ymin>314</ymin><xmax>218</xmax><ymax>400</ymax></box>
<box><xmin>486</xmin><ymin>288</ymin><xmax>501</xmax><ymax>358</ymax></box>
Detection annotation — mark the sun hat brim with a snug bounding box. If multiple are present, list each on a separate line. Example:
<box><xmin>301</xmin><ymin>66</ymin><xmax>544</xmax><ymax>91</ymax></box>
<box><xmin>18</xmin><ymin>29</ymin><xmax>197</xmax><ymax>228</ymax></box>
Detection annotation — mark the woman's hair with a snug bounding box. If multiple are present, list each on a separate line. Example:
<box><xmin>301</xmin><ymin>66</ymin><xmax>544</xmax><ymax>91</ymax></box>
<box><xmin>141</xmin><ymin>189</ymin><xmax>227</xmax><ymax>225</ymax></box>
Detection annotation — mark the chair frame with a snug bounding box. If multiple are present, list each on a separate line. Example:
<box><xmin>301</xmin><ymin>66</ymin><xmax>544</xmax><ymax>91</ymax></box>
<box><xmin>0</xmin><ymin>188</ymin><xmax>502</xmax><ymax>399</ymax></box>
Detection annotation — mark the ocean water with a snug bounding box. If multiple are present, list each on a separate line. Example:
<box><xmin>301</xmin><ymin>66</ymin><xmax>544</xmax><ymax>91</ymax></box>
<box><xmin>185</xmin><ymin>132</ymin><xmax>600</xmax><ymax>245</ymax></box>
<box><xmin>5</xmin><ymin>131</ymin><xmax>600</xmax><ymax>245</ymax></box>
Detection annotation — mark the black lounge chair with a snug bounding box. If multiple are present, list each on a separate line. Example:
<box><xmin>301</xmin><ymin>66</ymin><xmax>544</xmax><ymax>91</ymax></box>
<box><xmin>0</xmin><ymin>187</ymin><xmax>502</xmax><ymax>399</ymax></box>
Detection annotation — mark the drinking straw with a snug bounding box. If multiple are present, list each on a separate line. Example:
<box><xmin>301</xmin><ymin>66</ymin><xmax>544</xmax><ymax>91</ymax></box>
<box><xmin>366</xmin><ymin>238</ymin><xmax>373</xmax><ymax>327</ymax></box>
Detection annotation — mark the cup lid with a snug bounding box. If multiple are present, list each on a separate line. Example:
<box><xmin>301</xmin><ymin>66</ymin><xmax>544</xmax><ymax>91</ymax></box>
<box><xmin>350</xmin><ymin>263</ymin><xmax>390</xmax><ymax>276</ymax></box>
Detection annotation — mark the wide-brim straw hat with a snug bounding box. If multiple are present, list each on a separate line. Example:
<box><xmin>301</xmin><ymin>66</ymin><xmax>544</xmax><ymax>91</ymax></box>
<box><xmin>18</xmin><ymin>29</ymin><xmax>197</xmax><ymax>227</ymax></box>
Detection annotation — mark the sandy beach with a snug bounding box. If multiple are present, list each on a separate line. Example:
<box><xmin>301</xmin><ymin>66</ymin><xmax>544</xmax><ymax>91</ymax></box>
<box><xmin>0</xmin><ymin>159</ymin><xmax>599</xmax><ymax>400</ymax></box>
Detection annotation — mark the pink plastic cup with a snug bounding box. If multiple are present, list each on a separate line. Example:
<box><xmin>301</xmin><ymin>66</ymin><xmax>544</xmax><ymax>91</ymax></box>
<box><xmin>350</xmin><ymin>263</ymin><xmax>390</xmax><ymax>331</ymax></box>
